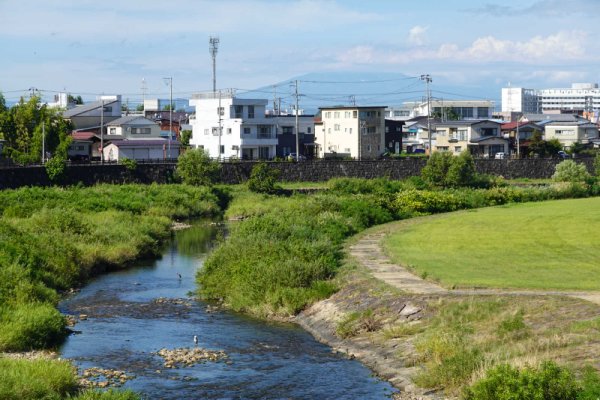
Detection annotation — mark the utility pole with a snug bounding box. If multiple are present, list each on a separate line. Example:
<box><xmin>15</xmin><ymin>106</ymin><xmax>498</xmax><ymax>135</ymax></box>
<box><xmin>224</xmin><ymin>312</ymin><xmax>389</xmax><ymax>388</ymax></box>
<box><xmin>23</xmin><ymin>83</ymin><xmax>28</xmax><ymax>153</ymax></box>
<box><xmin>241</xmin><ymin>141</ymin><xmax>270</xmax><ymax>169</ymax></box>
<box><xmin>141</xmin><ymin>78</ymin><xmax>147</xmax><ymax>113</ymax></box>
<box><xmin>294</xmin><ymin>80</ymin><xmax>300</xmax><ymax>160</ymax></box>
<box><xmin>349</xmin><ymin>95</ymin><xmax>356</xmax><ymax>106</ymax></box>
<box><xmin>218</xmin><ymin>90</ymin><xmax>222</xmax><ymax>161</ymax></box>
<box><xmin>41</xmin><ymin>121</ymin><xmax>45</xmax><ymax>164</ymax></box>
<box><xmin>100</xmin><ymin>99</ymin><xmax>104</xmax><ymax>164</ymax></box>
<box><xmin>209</xmin><ymin>36</ymin><xmax>219</xmax><ymax>95</ymax></box>
<box><xmin>421</xmin><ymin>74</ymin><xmax>432</xmax><ymax>155</ymax></box>
<box><xmin>516</xmin><ymin>114</ymin><xmax>521</xmax><ymax>158</ymax></box>
<box><xmin>163</xmin><ymin>77</ymin><xmax>173</xmax><ymax>159</ymax></box>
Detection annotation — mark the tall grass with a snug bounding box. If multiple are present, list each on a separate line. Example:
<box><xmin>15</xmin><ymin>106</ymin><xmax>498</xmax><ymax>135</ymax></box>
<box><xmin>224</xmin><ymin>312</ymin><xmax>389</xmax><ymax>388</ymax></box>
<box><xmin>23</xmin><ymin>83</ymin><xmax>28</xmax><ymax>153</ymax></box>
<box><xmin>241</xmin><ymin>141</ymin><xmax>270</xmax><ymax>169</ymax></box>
<box><xmin>0</xmin><ymin>358</ymin><xmax>78</xmax><ymax>399</ymax></box>
<box><xmin>0</xmin><ymin>184</ymin><xmax>222</xmax><ymax>352</ymax></box>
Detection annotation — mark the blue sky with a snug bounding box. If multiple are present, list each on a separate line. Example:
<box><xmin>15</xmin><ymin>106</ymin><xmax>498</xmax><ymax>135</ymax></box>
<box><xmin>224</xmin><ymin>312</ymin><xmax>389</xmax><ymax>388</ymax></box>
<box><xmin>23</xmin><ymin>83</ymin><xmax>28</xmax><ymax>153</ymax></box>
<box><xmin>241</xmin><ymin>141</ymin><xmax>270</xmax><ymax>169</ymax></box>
<box><xmin>1</xmin><ymin>0</ymin><xmax>599</xmax><ymax>106</ymax></box>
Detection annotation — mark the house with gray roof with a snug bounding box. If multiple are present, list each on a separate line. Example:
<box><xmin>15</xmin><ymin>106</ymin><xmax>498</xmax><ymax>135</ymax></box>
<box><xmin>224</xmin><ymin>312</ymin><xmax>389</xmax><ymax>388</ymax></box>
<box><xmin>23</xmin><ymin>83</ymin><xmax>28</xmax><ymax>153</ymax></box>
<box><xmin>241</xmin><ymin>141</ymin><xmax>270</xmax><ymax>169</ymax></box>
<box><xmin>105</xmin><ymin>115</ymin><xmax>164</xmax><ymax>140</ymax></box>
<box><xmin>62</xmin><ymin>95</ymin><xmax>122</xmax><ymax>130</ymax></box>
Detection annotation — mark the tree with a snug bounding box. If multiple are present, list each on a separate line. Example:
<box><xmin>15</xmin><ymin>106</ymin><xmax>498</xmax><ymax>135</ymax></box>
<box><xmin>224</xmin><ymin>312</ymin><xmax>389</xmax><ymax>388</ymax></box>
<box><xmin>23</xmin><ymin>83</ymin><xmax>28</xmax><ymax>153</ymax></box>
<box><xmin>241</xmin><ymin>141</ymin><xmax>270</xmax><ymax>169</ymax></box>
<box><xmin>163</xmin><ymin>104</ymin><xmax>175</xmax><ymax>111</ymax></box>
<box><xmin>247</xmin><ymin>162</ymin><xmax>281</xmax><ymax>194</ymax></box>
<box><xmin>552</xmin><ymin>160</ymin><xmax>591</xmax><ymax>182</ymax></box>
<box><xmin>175</xmin><ymin>148</ymin><xmax>220</xmax><ymax>185</ymax></box>
<box><xmin>421</xmin><ymin>151</ymin><xmax>454</xmax><ymax>187</ymax></box>
<box><xmin>180</xmin><ymin>130</ymin><xmax>192</xmax><ymax>147</ymax></box>
<box><xmin>446</xmin><ymin>151</ymin><xmax>476</xmax><ymax>187</ymax></box>
<box><xmin>431</xmin><ymin>107</ymin><xmax>460</xmax><ymax>121</ymax></box>
<box><xmin>67</xmin><ymin>94</ymin><xmax>83</xmax><ymax>105</ymax></box>
<box><xmin>136</xmin><ymin>104</ymin><xmax>144</xmax><ymax>112</ymax></box>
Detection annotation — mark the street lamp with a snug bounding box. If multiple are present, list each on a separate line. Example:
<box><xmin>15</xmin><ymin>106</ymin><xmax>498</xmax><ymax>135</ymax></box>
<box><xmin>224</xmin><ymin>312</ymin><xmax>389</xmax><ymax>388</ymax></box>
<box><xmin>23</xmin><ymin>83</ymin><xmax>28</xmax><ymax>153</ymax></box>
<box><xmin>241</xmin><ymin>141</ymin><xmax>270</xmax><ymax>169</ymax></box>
<box><xmin>163</xmin><ymin>77</ymin><xmax>173</xmax><ymax>160</ymax></box>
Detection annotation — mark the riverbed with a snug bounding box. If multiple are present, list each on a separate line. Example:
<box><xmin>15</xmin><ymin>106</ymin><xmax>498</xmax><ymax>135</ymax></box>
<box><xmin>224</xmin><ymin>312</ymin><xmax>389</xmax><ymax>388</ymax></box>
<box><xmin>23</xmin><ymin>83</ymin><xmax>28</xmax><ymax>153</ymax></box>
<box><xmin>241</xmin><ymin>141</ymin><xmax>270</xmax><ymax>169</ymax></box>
<box><xmin>59</xmin><ymin>223</ymin><xmax>397</xmax><ymax>399</ymax></box>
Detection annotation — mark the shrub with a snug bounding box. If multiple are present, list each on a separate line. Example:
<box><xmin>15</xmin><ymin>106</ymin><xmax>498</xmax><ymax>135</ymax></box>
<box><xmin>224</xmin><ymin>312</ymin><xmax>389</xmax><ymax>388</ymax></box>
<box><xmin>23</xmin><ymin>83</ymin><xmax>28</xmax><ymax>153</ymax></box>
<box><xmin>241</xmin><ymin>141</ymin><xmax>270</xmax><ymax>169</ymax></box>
<box><xmin>594</xmin><ymin>154</ymin><xmax>600</xmax><ymax>177</ymax></box>
<box><xmin>73</xmin><ymin>389</ymin><xmax>141</xmax><ymax>400</ymax></box>
<box><xmin>175</xmin><ymin>148</ymin><xmax>221</xmax><ymax>185</ymax></box>
<box><xmin>464</xmin><ymin>362</ymin><xmax>579</xmax><ymax>400</ymax></box>
<box><xmin>247</xmin><ymin>162</ymin><xmax>281</xmax><ymax>194</ymax></box>
<box><xmin>422</xmin><ymin>151</ymin><xmax>454</xmax><ymax>187</ymax></box>
<box><xmin>0</xmin><ymin>303</ymin><xmax>66</xmax><ymax>351</ymax></box>
<box><xmin>446</xmin><ymin>151</ymin><xmax>476</xmax><ymax>187</ymax></box>
<box><xmin>45</xmin><ymin>156</ymin><xmax>66</xmax><ymax>183</ymax></box>
<box><xmin>552</xmin><ymin>160</ymin><xmax>591</xmax><ymax>183</ymax></box>
<box><xmin>0</xmin><ymin>358</ymin><xmax>78</xmax><ymax>399</ymax></box>
<box><xmin>120</xmin><ymin>157</ymin><xmax>137</xmax><ymax>171</ymax></box>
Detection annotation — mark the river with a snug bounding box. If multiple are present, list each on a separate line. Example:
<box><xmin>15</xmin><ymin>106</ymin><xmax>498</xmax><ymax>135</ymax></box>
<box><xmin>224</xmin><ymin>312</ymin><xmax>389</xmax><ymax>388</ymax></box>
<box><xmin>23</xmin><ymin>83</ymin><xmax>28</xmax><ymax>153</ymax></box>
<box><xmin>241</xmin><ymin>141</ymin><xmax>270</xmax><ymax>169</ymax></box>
<box><xmin>59</xmin><ymin>222</ymin><xmax>397</xmax><ymax>399</ymax></box>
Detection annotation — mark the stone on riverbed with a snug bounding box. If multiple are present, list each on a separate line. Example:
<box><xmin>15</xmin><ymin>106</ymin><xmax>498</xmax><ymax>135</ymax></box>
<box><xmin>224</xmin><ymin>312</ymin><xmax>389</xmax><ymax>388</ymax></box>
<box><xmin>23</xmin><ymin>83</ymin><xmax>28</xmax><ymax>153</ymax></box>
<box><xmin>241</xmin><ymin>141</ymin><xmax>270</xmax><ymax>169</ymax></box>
<box><xmin>154</xmin><ymin>347</ymin><xmax>228</xmax><ymax>368</ymax></box>
<box><xmin>79</xmin><ymin>367</ymin><xmax>135</xmax><ymax>388</ymax></box>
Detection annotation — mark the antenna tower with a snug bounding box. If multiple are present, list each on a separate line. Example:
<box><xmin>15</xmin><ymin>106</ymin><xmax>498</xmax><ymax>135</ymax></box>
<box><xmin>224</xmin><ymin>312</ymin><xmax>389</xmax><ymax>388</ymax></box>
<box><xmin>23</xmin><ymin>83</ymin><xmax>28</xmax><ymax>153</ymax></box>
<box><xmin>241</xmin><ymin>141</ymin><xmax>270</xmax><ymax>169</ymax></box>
<box><xmin>209</xmin><ymin>36</ymin><xmax>220</xmax><ymax>94</ymax></box>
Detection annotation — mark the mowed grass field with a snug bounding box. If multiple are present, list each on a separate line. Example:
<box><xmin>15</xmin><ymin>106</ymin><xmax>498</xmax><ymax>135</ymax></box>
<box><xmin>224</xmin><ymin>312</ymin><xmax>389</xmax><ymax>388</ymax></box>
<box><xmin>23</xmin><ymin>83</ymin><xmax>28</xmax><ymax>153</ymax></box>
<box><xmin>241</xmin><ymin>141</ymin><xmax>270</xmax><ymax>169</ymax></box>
<box><xmin>384</xmin><ymin>197</ymin><xmax>600</xmax><ymax>291</ymax></box>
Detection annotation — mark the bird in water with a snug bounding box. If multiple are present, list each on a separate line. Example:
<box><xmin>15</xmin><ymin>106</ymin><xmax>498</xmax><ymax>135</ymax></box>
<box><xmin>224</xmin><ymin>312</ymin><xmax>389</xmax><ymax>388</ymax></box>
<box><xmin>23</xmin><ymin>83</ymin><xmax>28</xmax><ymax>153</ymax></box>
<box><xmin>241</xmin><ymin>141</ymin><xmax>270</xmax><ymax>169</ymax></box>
<box><xmin>177</xmin><ymin>272</ymin><xmax>182</xmax><ymax>280</ymax></box>
<box><xmin>193</xmin><ymin>335</ymin><xmax>198</xmax><ymax>346</ymax></box>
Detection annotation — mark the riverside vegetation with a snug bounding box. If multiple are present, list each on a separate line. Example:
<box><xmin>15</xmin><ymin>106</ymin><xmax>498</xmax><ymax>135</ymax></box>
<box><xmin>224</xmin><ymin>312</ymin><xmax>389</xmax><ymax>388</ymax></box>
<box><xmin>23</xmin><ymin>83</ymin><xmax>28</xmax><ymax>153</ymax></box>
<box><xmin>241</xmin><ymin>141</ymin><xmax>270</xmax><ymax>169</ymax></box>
<box><xmin>197</xmin><ymin>153</ymin><xmax>600</xmax><ymax>398</ymax></box>
<box><xmin>0</xmin><ymin>183</ymin><xmax>223</xmax><ymax>399</ymax></box>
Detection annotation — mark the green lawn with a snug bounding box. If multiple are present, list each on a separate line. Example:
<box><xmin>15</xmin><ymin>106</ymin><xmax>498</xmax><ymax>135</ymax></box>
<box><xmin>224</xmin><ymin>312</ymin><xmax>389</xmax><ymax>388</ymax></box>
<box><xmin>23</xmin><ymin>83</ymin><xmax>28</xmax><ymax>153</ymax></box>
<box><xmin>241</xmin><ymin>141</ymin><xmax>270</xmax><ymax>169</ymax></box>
<box><xmin>384</xmin><ymin>197</ymin><xmax>600</xmax><ymax>290</ymax></box>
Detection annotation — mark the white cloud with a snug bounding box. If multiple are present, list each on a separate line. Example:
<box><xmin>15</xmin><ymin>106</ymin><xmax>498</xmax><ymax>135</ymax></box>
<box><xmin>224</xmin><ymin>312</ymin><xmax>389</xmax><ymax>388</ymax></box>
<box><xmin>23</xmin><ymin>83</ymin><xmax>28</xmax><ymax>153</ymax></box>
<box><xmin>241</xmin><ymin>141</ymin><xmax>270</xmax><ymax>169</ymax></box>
<box><xmin>335</xmin><ymin>30</ymin><xmax>590</xmax><ymax>66</ymax></box>
<box><xmin>408</xmin><ymin>25</ymin><xmax>428</xmax><ymax>46</ymax></box>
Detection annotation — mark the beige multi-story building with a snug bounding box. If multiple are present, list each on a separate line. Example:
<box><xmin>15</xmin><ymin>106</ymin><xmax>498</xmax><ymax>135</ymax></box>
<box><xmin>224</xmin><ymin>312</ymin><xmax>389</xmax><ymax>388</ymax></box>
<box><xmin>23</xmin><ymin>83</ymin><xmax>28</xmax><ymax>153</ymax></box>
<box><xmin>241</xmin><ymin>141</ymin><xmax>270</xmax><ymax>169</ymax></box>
<box><xmin>315</xmin><ymin>106</ymin><xmax>386</xmax><ymax>159</ymax></box>
<box><xmin>543</xmin><ymin>121</ymin><xmax>599</xmax><ymax>149</ymax></box>
<box><xmin>433</xmin><ymin>120</ymin><xmax>508</xmax><ymax>158</ymax></box>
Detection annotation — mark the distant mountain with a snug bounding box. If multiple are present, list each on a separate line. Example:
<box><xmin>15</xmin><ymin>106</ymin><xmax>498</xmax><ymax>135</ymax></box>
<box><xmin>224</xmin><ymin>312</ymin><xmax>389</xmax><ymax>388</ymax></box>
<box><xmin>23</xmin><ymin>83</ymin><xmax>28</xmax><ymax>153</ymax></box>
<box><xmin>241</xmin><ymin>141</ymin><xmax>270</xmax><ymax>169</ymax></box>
<box><xmin>238</xmin><ymin>71</ymin><xmax>501</xmax><ymax>114</ymax></box>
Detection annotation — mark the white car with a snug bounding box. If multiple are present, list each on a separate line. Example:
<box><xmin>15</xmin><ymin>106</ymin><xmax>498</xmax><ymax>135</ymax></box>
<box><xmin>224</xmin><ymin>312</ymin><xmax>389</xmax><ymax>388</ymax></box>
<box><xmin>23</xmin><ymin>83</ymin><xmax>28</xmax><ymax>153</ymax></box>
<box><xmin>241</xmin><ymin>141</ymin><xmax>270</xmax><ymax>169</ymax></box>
<box><xmin>494</xmin><ymin>152</ymin><xmax>506</xmax><ymax>159</ymax></box>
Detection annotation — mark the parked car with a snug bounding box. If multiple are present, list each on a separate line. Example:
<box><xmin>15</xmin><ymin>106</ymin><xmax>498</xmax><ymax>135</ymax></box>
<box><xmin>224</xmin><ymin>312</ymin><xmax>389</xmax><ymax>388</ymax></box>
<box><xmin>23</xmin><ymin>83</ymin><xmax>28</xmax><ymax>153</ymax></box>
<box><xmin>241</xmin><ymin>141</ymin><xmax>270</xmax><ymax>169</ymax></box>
<box><xmin>494</xmin><ymin>152</ymin><xmax>506</xmax><ymax>159</ymax></box>
<box><xmin>286</xmin><ymin>153</ymin><xmax>307</xmax><ymax>161</ymax></box>
<box><xmin>557</xmin><ymin>151</ymin><xmax>570</xmax><ymax>159</ymax></box>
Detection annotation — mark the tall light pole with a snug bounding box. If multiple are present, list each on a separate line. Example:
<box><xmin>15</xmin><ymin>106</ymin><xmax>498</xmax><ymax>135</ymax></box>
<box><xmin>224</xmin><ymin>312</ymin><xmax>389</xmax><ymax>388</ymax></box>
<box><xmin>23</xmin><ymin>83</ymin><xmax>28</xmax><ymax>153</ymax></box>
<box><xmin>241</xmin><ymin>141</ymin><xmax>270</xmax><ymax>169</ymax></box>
<box><xmin>209</xmin><ymin>36</ymin><xmax>219</xmax><ymax>95</ymax></box>
<box><xmin>163</xmin><ymin>77</ymin><xmax>173</xmax><ymax>159</ymax></box>
<box><xmin>100</xmin><ymin>99</ymin><xmax>104</xmax><ymax>164</ymax></box>
<box><xmin>294</xmin><ymin>80</ymin><xmax>300</xmax><ymax>160</ymax></box>
<box><xmin>217</xmin><ymin>90</ymin><xmax>222</xmax><ymax>161</ymax></box>
<box><xmin>421</xmin><ymin>74</ymin><xmax>432</xmax><ymax>155</ymax></box>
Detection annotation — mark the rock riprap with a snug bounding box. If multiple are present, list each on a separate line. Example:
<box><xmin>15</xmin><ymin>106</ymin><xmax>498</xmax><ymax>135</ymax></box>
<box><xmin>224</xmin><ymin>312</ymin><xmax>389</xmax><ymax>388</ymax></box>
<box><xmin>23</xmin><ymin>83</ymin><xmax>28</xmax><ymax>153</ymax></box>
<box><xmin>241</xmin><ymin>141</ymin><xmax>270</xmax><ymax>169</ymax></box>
<box><xmin>79</xmin><ymin>367</ymin><xmax>135</xmax><ymax>388</ymax></box>
<box><xmin>155</xmin><ymin>347</ymin><xmax>228</xmax><ymax>369</ymax></box>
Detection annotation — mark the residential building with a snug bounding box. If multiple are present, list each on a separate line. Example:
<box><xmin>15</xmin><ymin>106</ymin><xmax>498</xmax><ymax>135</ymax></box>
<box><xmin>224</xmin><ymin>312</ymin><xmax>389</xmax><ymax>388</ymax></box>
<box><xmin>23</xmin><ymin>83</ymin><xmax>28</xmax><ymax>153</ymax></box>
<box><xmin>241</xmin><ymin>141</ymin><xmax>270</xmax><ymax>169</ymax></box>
<box><xmin>103</xmin><ymin>140</ymin><xmax>180</xmax><ymax>162</ymax></box>
<box><xmin>384</xmin><ymin>119</ymin><xmax>404</xmax><ymax>154</ymax></box>
<box><xmin>433</xmin><ymin>120</ymin><xmax>507</xmax><ymax>157</ymax></box>
<box><xmin>315</xmin><ymin>106</ymin><xmax>386</xmax><ymax>159</ymax></box>
<box><xmin>105</xmin><ymin>116</ymin><xmax>164</xmax><ymax>140</ymax></box>
<box><xmin>398</xmin><ymin>99</ymin><xmax>495</xmax><ymax>120</ymax></box>
<box><xmin>502</xmin><ymin>83</ymin><xmax>600</xmax><ymax>115</ymax></box>
<box><xmin>267</xmin><ymin>114</ymin><xmax>316</xmax><ymax>158</ymax></box>
<box><xmin>62</xmin><ymin>95</ymin><xmax>122</xmax><ymax>131</ymax></box>
<box><xmin>189</xmin><ymin>91</ymin><xmax>277</xmax><ymax>160</ymax></box>
<box><xmin>402</xmin><ymin>116</ymin><xmax>431</xmax><ymax>153</ymax></box>
<box><xmin>543</xmin><ymin>121</ymin><xmax>599</xmax><ymax>149</ymax></box>
<box><xmin>501</xmin><ymin>121</ymin><xmax>543</xmax><ymax>156</ymax></box>
<box><xmin>68</xmin><ymin>132</ymin><xmax>102</xmax><ymax>161</ymax></box>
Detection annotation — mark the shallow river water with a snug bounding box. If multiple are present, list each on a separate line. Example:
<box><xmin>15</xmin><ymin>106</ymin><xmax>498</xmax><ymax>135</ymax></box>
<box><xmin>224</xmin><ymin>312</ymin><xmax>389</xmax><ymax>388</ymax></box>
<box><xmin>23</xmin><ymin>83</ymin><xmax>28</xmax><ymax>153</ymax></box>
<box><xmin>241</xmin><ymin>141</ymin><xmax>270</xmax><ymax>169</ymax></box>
<box><xmin>59</xmin><ymin>223</ymin><xmax>397</xmax><ymax>399</ymax></box>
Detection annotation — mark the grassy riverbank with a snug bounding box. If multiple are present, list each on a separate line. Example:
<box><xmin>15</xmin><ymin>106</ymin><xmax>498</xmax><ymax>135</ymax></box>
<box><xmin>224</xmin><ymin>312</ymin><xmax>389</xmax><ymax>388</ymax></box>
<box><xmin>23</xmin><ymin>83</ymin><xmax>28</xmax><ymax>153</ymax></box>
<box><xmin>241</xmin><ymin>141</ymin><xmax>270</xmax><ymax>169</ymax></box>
<box><xmin>197</xmin><ymin>178</ymin><xmax>599</xmax><ymax>318</ymax></box>
<box><xmin>0</xmin><ymin>184</ymin><xmax>223</xmax><ymax>399</ymax></box>
<box><xmin>384</xmin><ymin>197</ymin><xmax>600</xmax><ymax>290</ymax></box>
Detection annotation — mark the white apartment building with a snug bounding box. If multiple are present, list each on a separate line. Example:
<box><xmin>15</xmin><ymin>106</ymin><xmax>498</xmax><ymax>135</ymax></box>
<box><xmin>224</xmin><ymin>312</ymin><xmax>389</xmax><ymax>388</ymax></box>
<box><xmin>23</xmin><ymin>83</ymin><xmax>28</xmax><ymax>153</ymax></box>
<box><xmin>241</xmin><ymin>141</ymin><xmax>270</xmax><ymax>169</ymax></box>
<box><xmin>189</xmin><ymin>92</ymin><xmax>277</xmax><ymax>160</ymax></box>
<box><xmin>315</xmin><ymin>106</ymin><xmax>386</xmax><ymax>159</ymax></box>
<box><xmin>502</xmin><ymin>83</ymin><xmax>600</xmax><ymax>114</ymax></box>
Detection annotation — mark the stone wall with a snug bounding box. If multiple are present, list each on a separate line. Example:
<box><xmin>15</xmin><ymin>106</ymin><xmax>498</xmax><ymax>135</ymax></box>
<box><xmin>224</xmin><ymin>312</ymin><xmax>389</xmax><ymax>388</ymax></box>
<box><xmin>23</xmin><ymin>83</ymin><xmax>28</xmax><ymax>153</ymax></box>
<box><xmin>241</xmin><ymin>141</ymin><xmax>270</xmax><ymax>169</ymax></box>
<box><xmin>0</xmin><ymin>158</ymin><xmax>594</xmax><ymax>189</ymax></box>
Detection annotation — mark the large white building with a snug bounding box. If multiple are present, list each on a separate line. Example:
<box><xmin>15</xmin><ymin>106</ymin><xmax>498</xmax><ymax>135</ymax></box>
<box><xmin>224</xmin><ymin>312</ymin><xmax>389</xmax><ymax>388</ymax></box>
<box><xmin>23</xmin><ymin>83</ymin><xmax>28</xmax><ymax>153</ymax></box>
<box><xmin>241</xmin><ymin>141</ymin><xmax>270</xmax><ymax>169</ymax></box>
<box><xmin>189</xmin><ymin>92</ymin><xmax>277</xmax><ymax>160</ymax></box>
<box><xmin>387</xmin><ymin>99</ymin><xmax>495</xmax><ymax>121</ymax></box>
<box><xmin>502</xmin><ymin>83</ymin><xmax>600</xmax><ymax>114</ymax></box>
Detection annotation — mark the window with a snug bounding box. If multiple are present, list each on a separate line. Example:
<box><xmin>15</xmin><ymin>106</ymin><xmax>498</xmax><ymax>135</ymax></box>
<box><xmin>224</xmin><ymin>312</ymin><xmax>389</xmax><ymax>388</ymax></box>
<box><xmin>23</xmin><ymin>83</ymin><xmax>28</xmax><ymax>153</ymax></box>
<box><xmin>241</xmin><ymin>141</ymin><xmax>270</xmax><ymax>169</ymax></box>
<box><xmin>212</xmin><ymin>127</ymin><xmax>219</xmax><ymax>135</ymax></box>
<box><xmin>436</xmin><ymin>129</ymin><xmax>446</xmax><ymax>137</ymax></box>
<box><xmin>455</xmin><ymin>146</ymin><xmax>462</xmax><ymax>153</ymax></box>
<box><xmin>131</xmin><ymin>127</ymin><xmax>151</xmax><ymax>134</ymax></box>
<box><xmin>348</xmin><ymin>128</ymin><xmax>352</xmax><ymax>134</ymax></box>
<box><xmin>258</xmin><ymin>125</ymin><xmax>272</xmax><ymax>138</ymax></box>
<box><xmin>243</xmin><ymin>127</ymin><xmax>251</xmax><ymax>134</ymax></box>
<box><xmin>385</xmin><ymin>126</ymin><xmax>389</xmax><ymax>133</ymax></box>
<box><xmin>555</xmin><ymin>129</ymin><xmax>575</xmax><ymax>135</ymax></box>
<box><xmin>234</xmin><ymin>105</ymin><xmax>243</xmax><ymax>118</ymax></box>
<box><xmin>109</xmin><ymin>128</ymin><xmax>116</xmax><ymax>134</ymax></box>
<box><xmin>353</xmin><ymin>111</ymin><xmax>358</xmax><ymax>118</ymax></box>
<box><xmin>458</xmin><ymin>129</ymin><xmax>467</xmax><ymax>141</ymax></box>
<box><xmin>328</xmin><ymin>128</ymin><xmax>331</xmax><ymax>133</ymax></box>
<box><xmin>334</xmin><ymin>112</ymin><xmax>340</xmax><ymax>118</ymax></box>
<box><xmin>220</xmin><ymin>145</ymin><xmax>224</xmax><ymax>154</ymax></box>
<box><xmin>248</xmin><ymin>105</ymin><xmax>255</xmax><ymax>119</ymax></box>
<box><xmin>325</xmin><ymin>112</ymin><xmax>331</xmax><ymax>118</ymax></box>
<box><xmin>437</xmin><ymin>146</ymin><xmax>449</xmax><ymax>151</ymax></box>
<box><xmin>307</xmin><ymin>127</ymin><xmax>311</xmax><ymax>134</ymax></box>
<box><xmin>345</xmin><ymin>111</ymin><xmax>351</xmax><ymax>118</ymax></box>
<box><xmin>227</xmin><ymin>128</ymin><xmax>232</xmax><ymax>134</ymax></box>
<box><xmin>204</xmin><ymin>128</ymin><xmax>209</xmax><ymax>135</ymax></box>
<box><xmin>344</xmin><ymin>148</ymin><xmax>351</xmax><ymax>153</ymax></box>
<box><xmin>217</xmin><ymin>107</ymin><xmax>224</xmax><ymax>116</ymax></box>
<box><xmin>480</xmin><ymin>127</ymin><xmax>497</xmax><ymax>136</ymax></box>
<box><xmin>367</xmin><ymin>126</ymin><xmax>376</xmax><ymax>134</ymax></box>
<box><xmin>282</xmin><ymin>126</ymin><xmax>294</xmax><ymax>135</ymax></box>
<box><xmin>367</xmin><ymin>145</ymin><xmax>372</xmax><ymax>152</ymax></box>
<box><xmin>103</xmin><ymin>106</ymin><xmax>112</xmax><ymax>112</ymax></box>
<box><xmin>334</xmin><ymin>124</ymin><xmax>340</xmax><ymax>131</ymax></box>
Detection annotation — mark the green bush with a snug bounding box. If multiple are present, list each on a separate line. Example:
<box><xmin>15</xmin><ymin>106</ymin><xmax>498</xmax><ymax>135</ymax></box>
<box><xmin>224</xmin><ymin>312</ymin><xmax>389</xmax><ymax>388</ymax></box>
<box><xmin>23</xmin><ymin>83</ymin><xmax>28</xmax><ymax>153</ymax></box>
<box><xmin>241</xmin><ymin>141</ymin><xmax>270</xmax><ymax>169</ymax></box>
<box><xmin>0</xmin><ymin>303</ymin><xmax>66</xmax><ymax>351</ymax></box>
<box><xmin>594</xmin><ymin>154</ymin><xmax>600</xmax><ymax>177</ymax></box>
<box><xmin>552</xmin><ymin>160</ymin><xmax>591</xmax><ymax>183</ymax></box>
<box><xmin>446</xmin><ymin>151</ymin><xmax>476</xmax><ymax>187</ymax></box>
<box><xmin>422</xmin><ymin>151</ymin><xmax>454</xmax><ymax>187</ymax></box>
<box><xmin>0</xmin><ymin>358</ymin><xmax>78</xmax><ymax>399</ymax></box>
<box><xmin>120</xmin><ymin>157</ymin><xmax>137</xmax><ymax>171</ymax></box>
<box><xmin>464</xmin><ymin>362</ymin><xmax>580</xmax><ymax>400</ymax></box>
<box><xmin>247</xmin><ymin>162</ymin><xmax>281</xmax><ymax>194</ymax></box>
<box><xmin>175</xmin><ymin>148</ymin><xmax>221</xmax><ymax>185</ymax></box>
<box><xmin>45</xmin><ymin>156</ymin><xmax>66</xmax><ymax>183</ymax></box>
